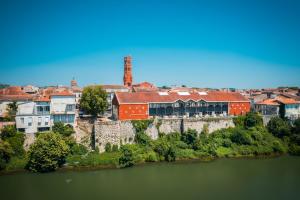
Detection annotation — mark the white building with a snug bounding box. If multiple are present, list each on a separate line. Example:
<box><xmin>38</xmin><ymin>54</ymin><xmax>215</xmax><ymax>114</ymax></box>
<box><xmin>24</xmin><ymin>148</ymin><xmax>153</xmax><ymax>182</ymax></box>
<box><xmin>50</xmin><ymin>91</ymin><xmax>76</xmax><ymax>125</ymax></box>
<box><xmin>16</xmin><ymin>99</ymin><xmax>51</xmax><ymax>134</ymax></box>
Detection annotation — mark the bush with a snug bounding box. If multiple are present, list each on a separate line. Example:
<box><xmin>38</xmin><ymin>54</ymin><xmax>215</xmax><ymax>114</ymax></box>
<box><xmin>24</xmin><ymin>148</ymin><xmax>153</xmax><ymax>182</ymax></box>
<box><xmin>131</xmin><ymin>120</ymin><xmax>153</xmax><ymax>133</ymax></box>
<box><xmin>135</xmin><ymin>132</ymin><xmax>152</xmax><ymax>146</ymax></box>
<box><xmin>119</xmin><ymin>145</ymin><xmax>135</xmax><ymax>168</ymax></box>
<box><xmin>70</xmin><ymin>144</ymin><xmax>88</xmax><ymax>155</ymax></box>
<box><xmin>293</xmin><ymin>118</ymin><xmax>300</xmax><ymax>135</ymax></box>
<box><xmin>233</xmin><ymin>115</ymin><xmax>246</xmax><ymax>127</ymax></box>
<box><xmin>0</xmin><ymin>140</ymin><xmax>13</xmax><ymax>170</ymax></box>
<box><xmin>1</xmin><ymin>125</ymin><xmax>17</xmax><ymax>140</ymax></box>
<box><xmin>27</xmin><ymin>132</ymin><xmax>69</xmax><ymax>172</ymax></box>
<box><xmin>112</xmin><ymin>144</ymin><xmax>119</xmax><ymax>152</ymax></box>
<box><xmin>244</xmin><ymin>112</ymin><xmax>263</xmax><ymax>129</ymax></box>
<box><xmin>181</xmin><ymin>129</ymin><xmax>198</xmax><ymax>146</ymax></box>
<box><xmin>231</xmin><ymin>129</ymin><xmax>253</xmax><ymax>145</ymax></box>
<box><xmin>272</xmin><ymin>140</ymin><xmax>286</xmax><ymax>153</ymax></box>
<box><xmin>52</xmin><ymin>122</ymin><xmax>75</xmax><ymax>137</ymax></box>
<box><xmin>6</xmin><ymin>132</ymin><xmax>25</xmax><ymax>157</ymax></box>
<box><xmin>267</xmin><ymin>117</ymin><xmax>291</xmax><ymax>138</ymax></box>
<box><xmin>105</xmin><ymin>143</ymin><xmax>112</xmax><ymax>152</ymax></box>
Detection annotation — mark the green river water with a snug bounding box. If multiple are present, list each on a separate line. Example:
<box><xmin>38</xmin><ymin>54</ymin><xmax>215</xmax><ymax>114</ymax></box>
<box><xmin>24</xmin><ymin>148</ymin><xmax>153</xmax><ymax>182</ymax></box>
<box><xmin>1</xmin><ymin>156</ymin><xmax>300</xmax><ymax>200</ymax></box>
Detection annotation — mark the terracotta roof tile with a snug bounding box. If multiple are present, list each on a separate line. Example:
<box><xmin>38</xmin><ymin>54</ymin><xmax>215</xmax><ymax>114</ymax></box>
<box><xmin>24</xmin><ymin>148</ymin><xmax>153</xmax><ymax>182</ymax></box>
<box><xmin>115</xmin><ymin>91</ymin><xmax>249</xmax><ymax>104</ymax></box>
<box><xmin>256</xmin><ymin>99</ymin><xmax>280</xmax><ymax>106</ymax></box>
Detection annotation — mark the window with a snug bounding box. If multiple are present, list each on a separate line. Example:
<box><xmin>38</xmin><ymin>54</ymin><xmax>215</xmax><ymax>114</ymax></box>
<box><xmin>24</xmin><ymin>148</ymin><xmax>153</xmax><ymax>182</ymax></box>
<box><xmin>20</xmin><ymin>117</ymin><xmax>24</xmax><ymax>124</ymax></box>
<box><xmin>28</xmin><ymin>117</ymin><xmax>33</xmax><ymax>126</ymax></box>
<box><xmin>38</xmin><ymin>117</ymin><xmax>42</xmax><ymax>126</ymax></box>
<box><xmin>66</xmin><ymin>104</ymin><xmax>75</xmax><ymax>112</ymax></box>
<box><xmin>45</xmin><ymin>117</ymin><xmax>49</xmax><ymax>126</ymax></box>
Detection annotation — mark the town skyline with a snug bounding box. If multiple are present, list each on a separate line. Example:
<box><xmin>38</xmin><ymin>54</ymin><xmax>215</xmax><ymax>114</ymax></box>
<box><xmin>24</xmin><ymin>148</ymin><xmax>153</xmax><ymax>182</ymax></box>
<box><xmin>1</xmin><ymin>0</ymin><xmax>300</xmax><ymax>88</ymax></box>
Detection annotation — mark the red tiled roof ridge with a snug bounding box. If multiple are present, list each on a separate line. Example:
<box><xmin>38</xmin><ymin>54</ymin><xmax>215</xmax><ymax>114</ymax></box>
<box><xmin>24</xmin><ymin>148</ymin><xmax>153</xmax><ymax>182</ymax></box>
<box><xmin>115</xmin><ymin>91</ymin><xmax>249</xmax><ymax>104</ymax></box>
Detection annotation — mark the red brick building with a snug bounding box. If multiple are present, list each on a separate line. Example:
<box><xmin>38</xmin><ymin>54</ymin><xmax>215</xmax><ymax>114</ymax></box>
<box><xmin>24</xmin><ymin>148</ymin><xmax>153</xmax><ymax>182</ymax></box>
<box><xmin>112</xmin><ymin>91</ymin><xmax>250</xmax><ymax>120</ymax></box>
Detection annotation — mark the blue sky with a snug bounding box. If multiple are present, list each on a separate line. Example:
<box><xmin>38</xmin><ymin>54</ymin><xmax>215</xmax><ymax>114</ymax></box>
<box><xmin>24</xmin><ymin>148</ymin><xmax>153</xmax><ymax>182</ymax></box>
<box><xmin>0</xmin><ymin>0</ymin><xmax>299</xmax><ymax>89</ymax></box>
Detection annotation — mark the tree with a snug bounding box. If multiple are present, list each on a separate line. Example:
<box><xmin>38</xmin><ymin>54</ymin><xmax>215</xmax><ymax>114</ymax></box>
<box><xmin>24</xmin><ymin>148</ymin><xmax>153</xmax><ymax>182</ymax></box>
<box><xmin>0</xmin><ymin>140</ymin><xmax>13</xmax><ymax>170</ymax></box>
<box><xmin>6</xmin><ymin>101</ymin><xmax>18</xmax><ymax>120</ymax></box>
<box><xmin>230</xmin><ymin>129</ymin><xmax>253</xmax><ymax>145</ymax></box>
<box><xmin>80</xmin><ymin>85</ymin><xmax>108</xmax><ymax>150</ymax></box>
<box><xmin>79</xmin><ymin>85</ymin><xmax>108</xmax><ymax>117</ymax></box>
<box><xmin>244</xmin><ymin>112</ymin><xmax>263</xmax><ymax>128</ymax></box>
<box><xmin>135</xmin><ymin>132</ymin><xmax>152</xmax><ymax>146</ymax></box>
<box><xmin>105</xmin><ymin>142</ymin><xmax>112</xmax><ymax>152</ymax></box>
<box><xmin>181</xmin><ymin>129</ymin><xmax>198</xmax><ymax>146</ymax></box>
<box><xmin>293</xmin><ymin>118</ymin><xmax>300</xmax><ymax>135</ymax></box>
<box><xmin>1</xmin><ymin>125</ymin><xmax>17</xmax><ymax>140</ymax></box>
<box><xmin>267</xmin><ymin>117</ymin><xmax>291</xmax><ymax>138</ymax></box>
<box><xmin>52</xmin><ymin>122</ymin><xmax>74</xmax><ymax>137</ymax></box>
<box><xmin>119</xmin><ymin>145</ymin><xmax>134</xmax><ymax>168</ymax></box>
<box><xmin>27</xmin><ymin>132</ymin><xmax>69</xmax><ymax>172</ymax></box>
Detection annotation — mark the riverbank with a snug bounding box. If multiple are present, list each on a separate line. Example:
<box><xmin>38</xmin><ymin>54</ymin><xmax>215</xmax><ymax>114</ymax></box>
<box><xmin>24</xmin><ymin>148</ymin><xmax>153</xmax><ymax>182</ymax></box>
<box><xmin>0</xmin><ymin>151</ymin><xmax>285</xmax><ymax>176</ymax></box>
<box><xmin>2</xmin><ymin>156</ymin><xmax>300</xmax><ymax>200</ymax></box>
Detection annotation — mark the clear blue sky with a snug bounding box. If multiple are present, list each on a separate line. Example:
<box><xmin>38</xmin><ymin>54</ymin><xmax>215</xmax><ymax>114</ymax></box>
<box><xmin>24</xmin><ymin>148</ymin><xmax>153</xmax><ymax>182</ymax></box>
<box><xmin>1</xmin><ymin>0</ymin><xmax>300</xmax><ymax>89</ymax></box>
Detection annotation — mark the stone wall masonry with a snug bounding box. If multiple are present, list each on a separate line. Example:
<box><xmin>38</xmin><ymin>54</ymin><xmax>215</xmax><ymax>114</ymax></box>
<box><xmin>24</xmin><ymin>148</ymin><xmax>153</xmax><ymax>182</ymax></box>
<box><xmin>183</xmin><ymin>118</ymin><xmax>235</xmax><ymax>134</ymax></box>
<box><xmin>92</xmin><ymin>117</ymin><xmax>235</xmax><ymax>153</ymax></box>
<box><xmin>94</xmin><ymin>120</ymin><xmax>135</xmax><ymax>152</ymax></box>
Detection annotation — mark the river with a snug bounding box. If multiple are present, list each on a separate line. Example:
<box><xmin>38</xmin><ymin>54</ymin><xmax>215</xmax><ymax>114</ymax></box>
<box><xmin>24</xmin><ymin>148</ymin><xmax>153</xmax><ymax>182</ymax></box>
<box><xmin>1</xmin><ymin>156</ymin><xmax>300</xmax><ymax>200</ymax></box>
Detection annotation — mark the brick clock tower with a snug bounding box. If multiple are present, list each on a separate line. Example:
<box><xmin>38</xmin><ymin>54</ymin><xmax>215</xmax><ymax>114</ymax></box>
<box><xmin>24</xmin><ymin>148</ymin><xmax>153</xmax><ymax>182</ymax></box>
<box><xmin>123</xmin><ymin>56</ymin><xmax>133</xmax><ymax>87</ymax></box>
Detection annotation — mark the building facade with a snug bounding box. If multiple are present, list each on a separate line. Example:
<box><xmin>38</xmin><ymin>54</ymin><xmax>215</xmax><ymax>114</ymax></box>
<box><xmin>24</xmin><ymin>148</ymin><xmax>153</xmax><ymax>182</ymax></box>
<box><xmin>112</xmin><ymin>91</ymin><xmax>250</xmax><ymax>120</ymax></box>
<box><xmin>123</xmin><ymin>56</ymin><xmax>133</xmax><ymax>87</ymax></box>
<box><xmin>50</xmin><ymin>92</ymin><xmax>76</xmax><ymax>125</ymax></box>
<box><xmin>16</xmin><ymin>100</ymin><xmax>51</xmax><ymax>134</ymax></box>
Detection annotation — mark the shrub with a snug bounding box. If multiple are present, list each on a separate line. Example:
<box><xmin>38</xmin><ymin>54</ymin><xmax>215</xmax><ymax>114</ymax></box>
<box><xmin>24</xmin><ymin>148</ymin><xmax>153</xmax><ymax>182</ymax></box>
<box><xmin>0</xmin><ymin>140</ymin><xmax>13</xmax><ymax>170</ymax></box>
<box><xmin>231</xmin><ymin>129</ymin><xmax>253</xmax><ymax>145</ymax></box>
<box><xmin>119</xmin><ymin>145</ymin><xmax>135</xmax><ymax>168</ymax></box>
<box><xmin>6</xmin><ymin>132</ymin><xmax>25</xmax><ymax>157</ymax></box>
<box><xmin>233</xmin><ymin>115</ymin><xmax>246</xmax><ymax>127</ymax></box>
<box><xmin>27</xmin><ymin>132</ymin><xmax>69</xmax><ymax>172</ymax></box>
<box><xmin>181</xmin><ymin>129</ymin><xmax>198</xmax><ymax>146</ymax></box>
<box><xmin>201</xmin><ymin>124</ymin><xmax>209</xmax><ymax>135</ymax></box>
<box><xmin>244</xmin><ymin>112</ymin><xmax>263</xmax><ymax>129</ymax></box>
<box><xmin>52</xmin><ymin>122</ymin><xmax>75</xmax><ymax>137</ymax></box>
<box><xmin>1</xmin><ymin>125</ymin><xmax>17</xmax><ymax>140</ymax></box>
<box><xmin>289</xmin><ymin>143</ymin><xmax>300</xmax><ymax>155</ymax></box>
<box><xmin>292</xmin><ymin>118</ymin><xmax>300</xmax><ymax>135</ymax></box>
<box><xmin>131</xmin><ymin>120</ymin><xmax>153</xmax><ymax>133</ymax></box>
<box><xmin>135</xmin><ymin>132</ymin><xmax>152</xmax><ymax>146</ymax></box>
<box><xmin>112</xmin><ymin>144</ymin><xmax>119</xmax><ymax>152</ymax></box>
<box><xmin>105</xmin><ymin>143</ymin><xmax>112</xmax><ymax>152</ymax></box>
<box><xmin>267</xmin><ymin>117</ymin><xmax>291</xmax><ymax>138</ymax></box>
<box><xmin>70</xmin><ymin>144</ymin><xmax>88</xmax><ymax>155</ymax></box>
<box><xmin>272</xmin><ymin>140</ymin><xmax>286</xmax><ymax>153</ymax></box>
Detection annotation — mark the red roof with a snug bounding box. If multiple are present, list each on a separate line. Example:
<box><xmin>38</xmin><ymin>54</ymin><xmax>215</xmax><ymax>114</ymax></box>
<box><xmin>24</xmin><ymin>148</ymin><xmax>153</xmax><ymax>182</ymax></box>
<box><xmin>256</xmin><ymin>99</ymin><xmax>280</xmax><ymax>106</ymax></box>
<box><xmin>0</xmin><ymin>86</ymin><xmax>34</xmax><ymax>101</ymax></box>
<box><xmin>115</xmin><ymin>91</ymin><xmax>249</xmax><ymax>104</ymax></box>
<box><xmin>34</xmin><ymin>96</ymin><xmax>50</xmax><ymax>102</ymax></box>
<box><xmin>50</xmin><ymin>90</ymin><xmax>75</xmax><ymax>96</ymax></box>
<box><xmin>275</xmin><ymin>96</ymin><xmax>299</xmax><ymax>104</ymax></box>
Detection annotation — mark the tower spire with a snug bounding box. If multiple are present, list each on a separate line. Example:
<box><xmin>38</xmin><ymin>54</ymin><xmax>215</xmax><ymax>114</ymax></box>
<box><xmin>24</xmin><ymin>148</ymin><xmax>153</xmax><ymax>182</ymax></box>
<box><xmin>123</xmin><ymin>56</ymin><xmax>133</xmax><ymax>87</ymax></box>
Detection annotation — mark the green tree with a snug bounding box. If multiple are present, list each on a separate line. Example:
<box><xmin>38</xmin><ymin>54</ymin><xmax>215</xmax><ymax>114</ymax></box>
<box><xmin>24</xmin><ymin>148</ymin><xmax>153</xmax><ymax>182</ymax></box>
<box><xmin>27</xmin><ymin>132</ymin><xmax>69</xmax><ymax>172</ymax></box>
<box><xmin>244</xmin><ymin>112</ymin><xmax>263</xmax><ymax>128</ymax></box>
<box><xmin>267</xmin><ymin>117</ymin><xmax>291</xmax><ymax>138</ymax></box>
<box><xmin>230</xmin><ymin>129</ymin><xmax>253</xmax><ymax>145</ymax></box>
<box><xmin>119</xmin><ymin>145</ymin><xmax>134</xmax><ymax>168</ymax></box>
<box><xmin>112</xmin><ymin>144</ymin><xmax>119</xmax><ymax>152</ymax></box>
<box><xmin>6</xmin><ymin>132</ymin><xmax>25</xmax><ymax>157</ymax></box>
<box><xmin>181</xmin><ymin>129</ymin><xmax>198</xmax><ymax>146</ymax></box>
<box><xmin>1</xmin><ymin>125</ymin><xmax>17</xmax><ymax>140</ymax></box>
<box><xmin>79</xmin><ymin>85</ymin><xmax>108</xmax><ymax>117</ymax></box>
<box><xmin>52</xmin><ymin>122</ymin><xmax>74</xmax><ymax>137</ymax></box>
<box><xmin>105</xmin><ymin>142</ymin><xmax>112</xmax><ymax>152</ymax></box>
<box><xmin>79</xmin><ymin>85</ymin><xmax>108</xmax><ymax>150</ymax></box>
<box><xmin>293</xmin><ymin>118</ymin><xmax>300</xmax><ymax>135</ymax></box>
<box><xmin>135</xmin><ymin>132</ymin><xmax>152</xmax><ymax>146</ymax></box>
<box><xmin>6</xmin><ymin>102</ymin><xmax>18</xmax><ymax>120</ymax></box>
<box><xmin>0</xmin><ymin>140</ymin><xmax>13</xmax><ymax>170</ymax></box>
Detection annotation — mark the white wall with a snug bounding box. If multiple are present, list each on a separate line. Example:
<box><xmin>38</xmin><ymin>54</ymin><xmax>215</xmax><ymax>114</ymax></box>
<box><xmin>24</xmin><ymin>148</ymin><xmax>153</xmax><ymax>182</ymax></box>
<box><xmin>285</xmin><ymin>104</ymin><xmax>300</xmax><ymax>119</ymax></box>
<box><xmin>51</xmin><ymin>96</ymin><xmax>76</xmax><ymax>114</ymax></box>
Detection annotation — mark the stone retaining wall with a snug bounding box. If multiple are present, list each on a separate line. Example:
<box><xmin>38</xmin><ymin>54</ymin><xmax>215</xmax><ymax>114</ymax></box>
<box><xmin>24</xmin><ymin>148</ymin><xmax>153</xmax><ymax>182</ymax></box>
<box><xmin>92</xmin><ymin>117</ymin><xmax>235</xmax><ymax>153</ymax></box>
